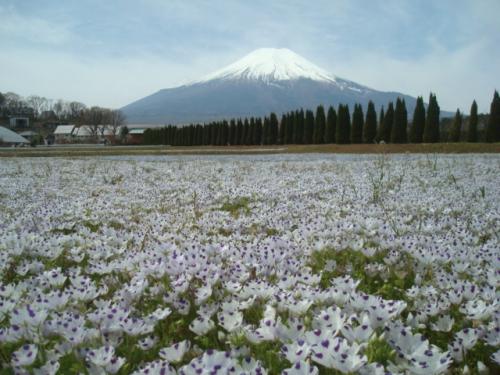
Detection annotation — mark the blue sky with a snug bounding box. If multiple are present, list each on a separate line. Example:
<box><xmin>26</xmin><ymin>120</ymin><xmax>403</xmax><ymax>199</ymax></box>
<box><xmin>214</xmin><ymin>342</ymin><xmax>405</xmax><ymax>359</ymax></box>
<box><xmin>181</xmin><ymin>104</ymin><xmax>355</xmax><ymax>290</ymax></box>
<box><xmin>1</xmin><ymin>0</ymin><xmax>499</xmax><ymax>113</ymax></box>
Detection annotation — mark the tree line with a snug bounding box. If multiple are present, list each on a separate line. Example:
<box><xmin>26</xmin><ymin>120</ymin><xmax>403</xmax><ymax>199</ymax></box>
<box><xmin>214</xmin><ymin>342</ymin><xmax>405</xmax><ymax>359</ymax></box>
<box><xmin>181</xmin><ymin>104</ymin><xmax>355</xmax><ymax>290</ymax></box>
<box><xmin>143</xmin><ymin>91</ymin><xmax>500</xmax><ymax>146</ymax></box>
<box><xmin>0</xmin><ymin>91</ymin><xmax>124</xmax><ymax>128</ymax></box>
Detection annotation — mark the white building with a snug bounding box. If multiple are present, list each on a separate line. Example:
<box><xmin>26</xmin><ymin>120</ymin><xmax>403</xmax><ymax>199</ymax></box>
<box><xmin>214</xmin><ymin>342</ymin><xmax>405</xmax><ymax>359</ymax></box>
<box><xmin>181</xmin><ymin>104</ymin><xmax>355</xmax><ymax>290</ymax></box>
<box><xmin>53</xmin><ymin>125</ymin><xmax>76</xmax><ymax>143</ymax></box>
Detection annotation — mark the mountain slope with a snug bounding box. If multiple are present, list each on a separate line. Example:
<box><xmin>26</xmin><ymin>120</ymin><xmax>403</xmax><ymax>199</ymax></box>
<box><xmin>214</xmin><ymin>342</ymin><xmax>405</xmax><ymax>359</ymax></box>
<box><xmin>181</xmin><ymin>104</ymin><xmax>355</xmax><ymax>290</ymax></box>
<box><xmin>122</xmin><ymin>48</ymin><xmax>419</xmax><ymax>124</ymax></box>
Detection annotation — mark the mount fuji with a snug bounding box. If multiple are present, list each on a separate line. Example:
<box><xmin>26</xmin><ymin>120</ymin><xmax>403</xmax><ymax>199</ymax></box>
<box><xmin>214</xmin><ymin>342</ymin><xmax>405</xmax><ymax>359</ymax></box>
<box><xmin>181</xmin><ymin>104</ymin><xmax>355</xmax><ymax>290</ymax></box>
<box><xmin>122</xmin><ymin>48</ymin><xmax>419</xmax><ymax>124</ymax></box>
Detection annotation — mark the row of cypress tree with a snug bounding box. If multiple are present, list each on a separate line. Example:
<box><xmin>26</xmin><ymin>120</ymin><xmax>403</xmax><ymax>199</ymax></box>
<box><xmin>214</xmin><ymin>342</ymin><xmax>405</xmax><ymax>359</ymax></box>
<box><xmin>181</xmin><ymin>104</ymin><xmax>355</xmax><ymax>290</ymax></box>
<box><xmin>142</xmin><ymin>91</ymin><xmax>500</xmax><ymax>146</ymax></box>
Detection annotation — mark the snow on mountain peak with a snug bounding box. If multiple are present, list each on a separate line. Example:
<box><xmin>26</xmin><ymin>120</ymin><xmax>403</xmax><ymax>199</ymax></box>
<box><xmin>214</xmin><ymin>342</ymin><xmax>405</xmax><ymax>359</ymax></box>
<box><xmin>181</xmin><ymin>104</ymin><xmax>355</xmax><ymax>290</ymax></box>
<box><xmin>194</xmin><ymin>48</ymin><xmax>338</xmax><ymax>84</ymax></box>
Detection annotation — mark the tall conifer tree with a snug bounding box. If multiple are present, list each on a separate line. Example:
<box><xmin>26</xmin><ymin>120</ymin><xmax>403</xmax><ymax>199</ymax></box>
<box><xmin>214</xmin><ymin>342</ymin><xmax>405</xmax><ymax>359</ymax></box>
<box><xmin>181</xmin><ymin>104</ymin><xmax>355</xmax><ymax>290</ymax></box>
<box><xmin>467</xmin><ymin>100</ymin><xmax>478</xmax><ymax>143</ymax></box>
<box><xmin>236</xmin><ymin>119</ymin><xmax>244</xmax><ymax>145</ymax></box>
<box><xmin>409</xmin><ymin>96</ymin><xmax>425</xmax><ymax>143</ymax></box>
<box><xmin>279</xmin><ymin>114</ymin><xmax>286</xmax><ymax>144</ymax></box>
<box><xmin>449</xmin><ymin>109</ymin><xmax>462</xmax><ymax>142</ymax></box>
<box><xmin>351</xmin><ymin>104</ymin><xmax>363</xmax><ymax>143</ymax></box>
<box><xmin>313</xmin><ymin>105</ymin><xmax>326</xmax><ymax>144</ymax></box>
<box><xmin>336</xmin><ymin>104</ymin><xmax>351</xmax><ymax>144</ymax></box>
<box><xmin>287</xmin><ymin>114</ymin><xmax>292</xmax><ymax>144</ymax></box>
<box><xmin>269</xmin><ymin>113</ymin><xmax>279</xmax><ymax>144</ymax></box>
<box><xmin>391</xmin><ymin>98</ymin><xmax>408</xmax><ymax>143</ymax></box>
<box><xmin>325</xmin><ymin>106</ymin><xmax>336</xmax><ymax>143</ymax></box>
<box><xmin>376</xmin><ymin>106</ymin><xmax>385</xmax><ymax>143</ymax></box>
<box><xmin>380</xmin><ymin>103</ymin><xmax>394</xmax><ymax>143</ymax></box>
<box><xmin>254</xmin><ymin>118</ymin><xmax>262</xmax><ymax>145</ymax></box>
<box><xmin>242</xmin><ymin>119</ymin><xmax>250</xmax><ymax>145</ymax></box>
<box><xmin>304</xmin><ymin>110</ymin><xmax>314</xmax><ymax>144</ymax></box>
<box><xmin>293</xmin><ymin>110</ymin><xmax>304</xmax><ymax>144</ymax></box>
<box><xmin>486</xmin><ymin>90</ymin><xmax>500</xmax><ymax>142</ymax></box>
<box><xmin>423</xmin><ymin>93</ymin><xmax>440</xmax><ymax>143</ymax></box>
<box><xmin>262</xmin><ymin>117</ymin><xmax>270</xmax><ymax>145</ymax></box>
<box><xmin>228</xmin><ymin>120</ymin><xmax>236</xmax><ymax>145</ymax></box>
<box><xmin>363</xmin><ymin>101</ymin><xmax>377</xmax><ymax>143</ymax></box>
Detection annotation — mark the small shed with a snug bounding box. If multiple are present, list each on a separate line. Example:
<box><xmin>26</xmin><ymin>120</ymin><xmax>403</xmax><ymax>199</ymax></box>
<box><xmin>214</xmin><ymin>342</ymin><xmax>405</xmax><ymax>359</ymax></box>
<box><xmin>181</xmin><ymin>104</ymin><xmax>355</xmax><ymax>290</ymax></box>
<box><xmin>54</xmin><ymin>125</ymin><xmax>76</xmax><ymax>143</ymax></box>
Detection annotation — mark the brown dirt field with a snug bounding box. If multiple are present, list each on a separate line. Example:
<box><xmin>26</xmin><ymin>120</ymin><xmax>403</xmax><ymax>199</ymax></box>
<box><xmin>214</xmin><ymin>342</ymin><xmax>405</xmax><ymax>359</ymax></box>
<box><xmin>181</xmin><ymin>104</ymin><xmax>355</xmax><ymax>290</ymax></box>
<box><xmin>0</xmin><ymin>143</ymin><xmax>499</xmax><ymax>157</ymax></box>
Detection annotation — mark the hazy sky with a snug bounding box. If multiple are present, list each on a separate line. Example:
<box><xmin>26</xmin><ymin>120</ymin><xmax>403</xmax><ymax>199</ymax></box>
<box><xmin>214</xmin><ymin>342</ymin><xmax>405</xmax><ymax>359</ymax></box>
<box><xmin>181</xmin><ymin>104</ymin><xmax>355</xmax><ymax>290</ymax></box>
<box><xmin>1</xmin><ymin>0</ymin><xmax>499</xmax><ymax>113</ymax></box>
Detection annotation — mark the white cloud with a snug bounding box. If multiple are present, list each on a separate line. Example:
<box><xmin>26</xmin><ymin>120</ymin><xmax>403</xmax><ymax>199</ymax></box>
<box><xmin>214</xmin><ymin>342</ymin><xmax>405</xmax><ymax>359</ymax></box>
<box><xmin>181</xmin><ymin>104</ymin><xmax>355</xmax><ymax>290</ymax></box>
<box><xmin>323</xmin><ymin>39</ymin><xmax>499</xmax><ymax>113</ymax></box>
<box><xmin>0</xmin><ymin>5</ymin><xmax>74</xmax><ymax>45</ymax></box>
<box><xmin>0</xmin><ymin>47</ymin><xmax>228</xmax><ymax>108</ymax></box>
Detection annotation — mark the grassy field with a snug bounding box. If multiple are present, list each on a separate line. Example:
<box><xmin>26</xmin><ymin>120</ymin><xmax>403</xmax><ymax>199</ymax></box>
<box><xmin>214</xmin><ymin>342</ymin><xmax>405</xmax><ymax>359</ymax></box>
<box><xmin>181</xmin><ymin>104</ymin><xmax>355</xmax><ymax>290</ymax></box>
<box><xmin>0</xmin><ymin>142</ymin><xmax>499</xmax><ymax>157</ymax></box>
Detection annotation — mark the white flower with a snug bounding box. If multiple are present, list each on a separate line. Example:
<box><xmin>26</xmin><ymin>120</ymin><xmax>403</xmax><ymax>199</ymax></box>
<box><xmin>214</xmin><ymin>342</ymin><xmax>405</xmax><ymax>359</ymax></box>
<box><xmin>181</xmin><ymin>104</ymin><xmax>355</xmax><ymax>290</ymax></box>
<box><xmin>189</xmin><ymin>316</ymin><xmax>215</xmax><ymax>336</ymax></box>
<box><xmin>218</xmin><ymin>310</ymin><xmax>243</xmax><ymax>332</ymax></box>
<box><xmin>159</xmin><ymin>340</ymin><xmax>190</xmax><ymax>363</ymax></box>
<box><xmin>341</xmin><ymin>313</ymin><xmax>374</xmax><ymax>343</ymax></box>
<box><xmin>281</xmin><ymin>340</ymin><xmax>311</xmax><ymax>363</ymax></box>
<box><xmin>195</xmin><ymin>284</ymin><xmax>212</xmax><ymax>305</ymax></box>
<box><xmin>491</xmin><ymin>349</ymin><xmax>500</xmax><ymax>365</ymax></box>
<box><xmin>147</xmin><ymin>307</ymin><xmax>172</xmax><ymax>322</ymax></box>
<box><xmin>311</xmin><ymin>336</ymin><xmax>367</xmax><ymax>373</ymax></box>
<box><xmin>313</xmin><ymin>306</ymin><xmax>345</xmax><ymax>335</ymax></box>
<box><xmin>403</xmin><ymin>346</ymin><xmax>452</xmax><ymax>375</ymax></box>
<box><xmin>136</xmin><ymin>335</ymin><xmax>158</xmax><ymax>351</ymax></box>
<box><xmin>11</xmin><ymin>344</ymin><xmax>38</xmax><ymax>367</ymax></box>
<box><xmin>283</xmin><ymin>360</ymin><xmax>319</xmax><ymax>375</ymax></box>
<box><xmin>430</xmin><ymin>315</ymin><xmax>454</xmax><ymax>332</ymax></box>
<box><xmin>86</xmin><ymin>346</ymin><xmax>115</xmax><ymax>367</ymax></box>
<box><xmin>131</xmin><ymin>360</ymin><xmax>176</xmax><ymax>375</ymax></box>
<box><xmin>460</xmin><ymin>299</ymin><xmax>495</xmax><ymax>320</ymax></box>
<box><xmin>33</xmin><ymin>360</ymin><xmax>60</xmax><ymax>375</ymax></box>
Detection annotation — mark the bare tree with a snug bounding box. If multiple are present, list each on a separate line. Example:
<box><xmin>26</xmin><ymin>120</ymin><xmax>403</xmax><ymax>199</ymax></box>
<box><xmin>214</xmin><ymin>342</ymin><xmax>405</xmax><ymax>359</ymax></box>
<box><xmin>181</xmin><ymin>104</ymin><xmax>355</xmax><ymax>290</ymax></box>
<box><xmin>68</xmin><ymin>101</ymin><xmax>86</xmax><ymax>123</ymax></box>
<box><xmin>26</xmin><ymin>96</ymin><xmax>49</xmax><ymax>119</ymax></box>
<box><xmin>108</xmin><ymin>110</ymin><xmax>126</xmax><ymax>143</ymax></box>
<box><xmin>4</xmin><ymin>92</ymin><xmax>24</xmax><ymax>113</ymax></box>
<box><xmin>84</xmin><ymin>106</ymin><xmax>105</xmax><ymax>141</ymax></box>
<box><xmin>52</xmin><ymin>99</ymin><xmax>67</xmax><ymax>120</ymax></box>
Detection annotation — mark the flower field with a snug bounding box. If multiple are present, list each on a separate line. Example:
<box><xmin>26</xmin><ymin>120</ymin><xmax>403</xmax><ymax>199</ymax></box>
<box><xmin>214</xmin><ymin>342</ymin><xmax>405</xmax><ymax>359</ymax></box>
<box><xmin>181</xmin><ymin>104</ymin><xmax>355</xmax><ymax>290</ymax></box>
<box><xmin>0</xmin><ymin>154</ymin><xmax>499</xmax><ymax>374</ymax></box>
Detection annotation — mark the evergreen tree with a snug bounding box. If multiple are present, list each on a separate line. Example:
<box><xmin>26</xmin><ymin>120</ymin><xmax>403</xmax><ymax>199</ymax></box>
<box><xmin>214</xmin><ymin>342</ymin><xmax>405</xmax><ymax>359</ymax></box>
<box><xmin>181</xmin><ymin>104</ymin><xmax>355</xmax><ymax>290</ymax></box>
<box><xmin>486</xmin><ymin>90</ymin><xmax>500</xmax><ymax>142</ymax></box>
<box><xmin>228</xmin><ymin>120</ymin><xmax>236</xmax><ymax>145</ymax></box>
<box><xmin>376</xmin><ymin>106</ymin><xmax>385</xmax><ymax>143</ymax></box>
<box><xmin>279</xmin><ymin>114</ymin><xmax>286</xmax><ymax>144</ymax></box>
<box><xmin>450</xmin><ymin>109</ymin><xmax>462</xmax><ymax>142</ymax></box>
<box><xmin>248</xmin><ymin>118</ymin><xmax>256</xmax><ymax>145</ymax></box>
<box><xmin>423</xmin><ymin>93</ymin><xmax>440</xmax><ymax>143</ymax></box>
<box><xmin>284</xmin><ymin>113</ymin><xmax>293</xmax><ymax>144</ymax></box>
<box><xmin>379</xmin><ymin>102</ymin><xmax>394</xmax><ymax>143</ymax></box>
<box><xmin>467</xmin><ymin>100</ymin><xmax>478</xmax><ymax>143</ymax></box>
<box><xmin>254</xmin><ymin>118</ymin><xmax>263</xmax><ymax>145</ymax></box>
<box><xmin>391</xmin><ymin>98</ymin><xmax>408</xmax><ymax>143</ymax></box>
<box><xmin>210</xmin><ymin>123</ymin><xmax>217</xmax><ymax>145</ymax></box>
<box><xmin>293</xmin><ymin>110</ymin><xmax>304</xmax><ymax>144</ymax></box>
<box><xmin>197</xmin><ymin>124</ymin><xmax>203</xmax><ymax>145</ymax></box>
<box><xmin>313</xmin><ymin>105</ymin><xmax>326</xmax><ymax>144</ymax></box>
<box><xmin>304</xmin><ymin>110</ymin><xmax>314</xmax><ymax>144</ymax></box>
<box><xmin>409</xmin><ymin>96</ymin><xmax>425</xmax><ymax>143</ymax></box>
<box><xmin>269</xmin><ymin>113</ymin><xmax>279</xmax><ymax>144</ymax></box>
<box><xmin>363</xmin><ymin>101</ymin><xmax>377</xmax><ymax>143</ymax></box>
<box><xmin>325</xmin><ymin>106</ymin><xmax>336</xmax><ymax>143</ymax></box>
<box><xmin>242</xmin><ymin>118</ymin><xmax>250</xmax><ymax>145</ymax></box>
<box><xmin>351</xmin><ymin>104</ymin><xmax>363</xmax><ymax>143</ymax></box>
<box><xmin>262</xmin><ymin>117</ymin><xmax>270</xmax><ymax>145</ymax></box>
<box><xmin>187</xmin><ymin>125</ymin><xmax>194</xmax><ymax>146</ymax></box>
<box><xmin>236</xmin><ymin>119</ymin><xmax>244</xmax><ymax>145</ymax></box>
<box><xmin>336</xmin><ymin>104</ymin><xmax>351</xmax><ymax>144</ymax></box>
<box><xmin>222</xmin><ymin>120</ymin><xmax>229</xmax><ymax>145</ymax></box>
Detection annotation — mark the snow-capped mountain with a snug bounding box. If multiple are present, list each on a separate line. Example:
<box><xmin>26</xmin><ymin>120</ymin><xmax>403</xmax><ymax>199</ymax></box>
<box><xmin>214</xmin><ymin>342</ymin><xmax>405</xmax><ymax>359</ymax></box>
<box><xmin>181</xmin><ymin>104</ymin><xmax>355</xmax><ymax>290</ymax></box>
<box><xmin>122</xmin><ymin>48</ymin><xmax>417</xmax><ymax>124</ymax></box>
<box><xmin>194</xmin><ymin>48</ymin><xmax>338</xmax><ymax>84</ymax></box>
